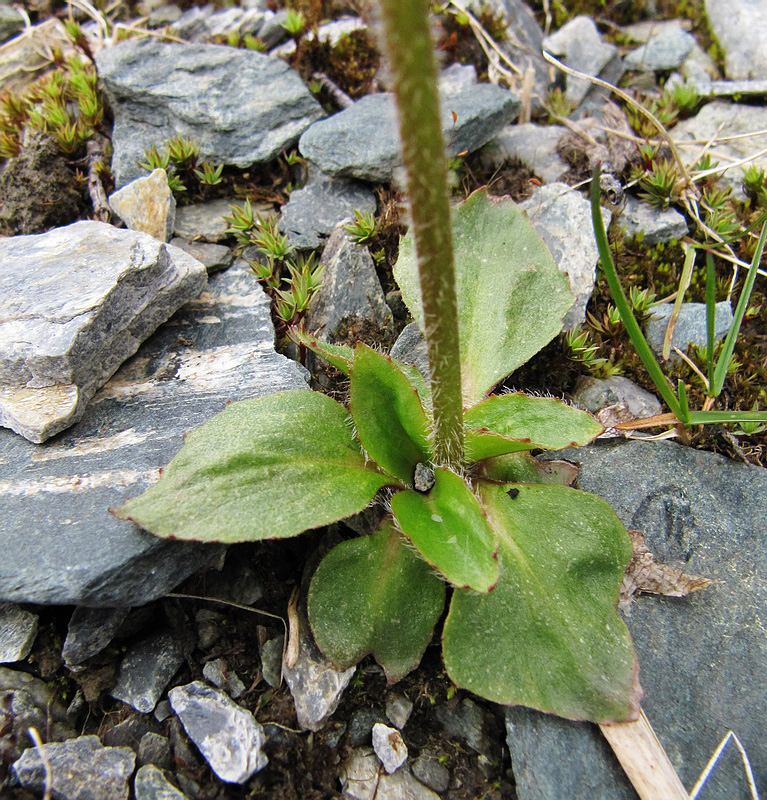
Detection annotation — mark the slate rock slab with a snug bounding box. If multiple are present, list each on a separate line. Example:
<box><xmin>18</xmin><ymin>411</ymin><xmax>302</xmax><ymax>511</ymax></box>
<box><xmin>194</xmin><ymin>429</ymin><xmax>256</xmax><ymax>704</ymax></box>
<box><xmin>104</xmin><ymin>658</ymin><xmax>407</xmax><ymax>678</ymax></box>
<box><xmin>299</xmin><ymin>85</ymin><xmax>520</xmax><ymax>183</ymax></box>
<box><xmin>0</xmin><ymin>221</ymin><xmax>207</xmax><ymax>443</ymax></box>
<box><xmin>13</xmin><ymin>735</ymin><xmax>136</xmax><ymax>800</ymax></box>
<box><xmin>278</xmin><ymin>170</ymin><xmax>376</xmax><ymax>250</ymax></box>
<box><xmin>617</xmin><ymin>195</ymin><xmax>688</xmax><ymax>246</ymax></box>
<box><xmin>63</xmin><ymin>607</ymin><xmax>131</xmax><ymax>667</ymax></box>
<box><xmin>624</xmin><ymin>25</ymin><xmax>696</xmax><ymax>71</ymax></box>
<box><xmin>168</xmin><ymin>681</ymin><xmax>267</xmax><ymax>783</ymax></box>
<box><xmin>490</xmin><ymin>123</ymin><xmax>569</xmax><ymax>184</ymax></box>
<box><xmin>510</xmin><ymin>439</ymin><xmax>767</xmax><ymax>799</ymax></box>
<box><xmin>644</xmin><ymin>301</ymin><xmax>733</xmax><ymax>360</ymax></box>
<box><xmin>0</xmin><ymin>262</ymin><xmax>307</xmax><ymax>606</ymax></box>
<box><xmin>705</xmin><ymin>0</ymin><xmax>767</xmax><ymax>80</ymax></box>
<box><xmin>96</xmin><ymin>38</ymin><xmax>325</xmax><ymax>187</ymax></box>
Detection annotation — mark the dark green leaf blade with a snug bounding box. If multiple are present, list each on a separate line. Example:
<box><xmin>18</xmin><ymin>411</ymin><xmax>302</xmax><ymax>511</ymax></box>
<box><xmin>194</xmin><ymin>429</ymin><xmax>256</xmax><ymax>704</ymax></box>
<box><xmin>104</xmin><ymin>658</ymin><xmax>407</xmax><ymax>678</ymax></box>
<box><xmin>113</xmin><ymin>390</ymin><xmax>394</xmax><ymax>543</ymax></box>
<box><xmin>308</xmin><ymin>520</ymin><xmax>446</xmax><ymax>682</ymax></box>
<box><xmin>464</xmin><ymin>393</ymin><xmax>604</xmax><ymax>461</ymax></box>
<box><xmin>350</xmin><ymin>343</ymin><xmax>432</xmax><ymax>483</ymax></box>
<box><xmin>394</xmin><ymin>190</ymin><xmax>574</xmax><ymax>406</ymax></box>
<box><xmin>391</xmin><ymin>468</ymin><xmax>498</xmax><ymax>592</ymax></box>
<box><xmin>442</xmin><ymin>483</ymin><xmax>640</xmax><ymax>723</ymax></box>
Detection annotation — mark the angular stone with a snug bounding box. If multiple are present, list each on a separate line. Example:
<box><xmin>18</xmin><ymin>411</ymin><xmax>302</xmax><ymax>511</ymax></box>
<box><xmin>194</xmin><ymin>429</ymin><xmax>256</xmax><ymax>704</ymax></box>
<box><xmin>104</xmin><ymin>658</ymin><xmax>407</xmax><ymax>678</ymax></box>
<box><xmin>96</xmin><ymin>39</ymin><xmax>325</xmax><ymax>187</ymax></box>
<box><xmin>135</xmin><ymin>764</ymin><xmax>189</xmax><ymax>800</ymax></box>
<box><xmin>63</xmin><ymin>607</ymin><xmax>131</xmax><ymax>667</ymax></box>
<box><xmin>621</xmin><ymin>19</ymin><xmax>693</xmax><ymax>43</ymax></box>
<box><xmin>385</xmin><ymin>692</ymin><xmax>414</xmax><ymax>730</ymax></box>
<box><xmin>439</xmin><ymin>63</ymin><xmax>478</xmax><ymax>96</ymax></box>
<box><xmin>0</xmin><ymin>602</ymin><xmax>38</xmax><ymax>662</ymax></box>
<box><xmin>571</xmin><ymin>375</ymin><xmax>662</xmax><ymax>421</ymax></box>
<box><xmin>624</xmin><ymin>25</ymin><xmax>696</xmax><ymax>71</ymax></box>
<box><xmin>0</xmin><ymin>666</ymin><xmax>74</xmax><ymax>760</ymax></box>
<box><xmin>147</xmin><ymin>4</ymin><xmax>182</xmax><ymax>28</ymax></box>
<box><xmin>372</xmin><ymin>723</ymin><xmax>408</xmax><ymax>774</ymax></box>
<box><xmin>515</xmin><ymin>439</ymin><xmax>767</xmax><ymax>799</ymax></box>
<box><xmin>278</xmin><ymin>171</ymin><xmax>376</xmax><ymax>250</ymax></box>
<box><xmin>490</xmin><ymin>123</ymin><xmax>569</xmax><ymax>184</ymax></box>
<box><xmin>109</xmin><ymin>169</ymin><xmax>176</xmax><ymax>242</ymax></box>
<box><xmin>299</xmin><ymin>85</ymin><xmax>520</xmax><ymax>183</ymax></box>
<box><xmin>706</xmin><ymin>0</ymin><xmax>767</xmax><ymax>80</ymax></box>
<box><xmin>341</xmin><ymin>749</ymin><xmax>441</xmax><ymax>800</ymax></box>
<box><xmin>673</xmin><ymin>101</ymin><xmax>767</xmax><ymax>196</ymax></box>
<box><xmin>304</xmin><ymin>225</ymin><xmax>391</xmax><ymax>341</ymax></box>
<box><xmin>0</xmin><ymin>221</ymin><xmax>207</xmax><ymax>443</ymax></box>
<box><xmin>137</xmin><ymin>733</ymin><xmax>173</xmax><ymax>770</ymax></box>
<box><xmin>691</xmin><ymin>77</ymin><xmax>767</xmax><ymax>96</ymax></box>
<box><xmin>518</xmin><ymin>183</ymin><xmax>611</xmax><ymax>329</ymax></box>
<box><xmin>282</xmin><ymin>611</ymin><xmax>356</xmax><ymax>732</ymax></box>
<box><xmin>435</xmin><ymin>698</ymin><xmax>501</xmax><ymax>763</ymax></box>
<box><xmin>390</xmin><ymin>323</ymin><xmax>430</xmax><ymax>383</ymax></box>
<box><xmin>168</xmin><ymin>238</ymin><xmax>233</xmax><ymax>273</ymax></box>
<box><xmin>348</xmin><ymin>707</ymin><xmax>388</xmax><ymax>747</ymax></box>
<box><xmin>259</xmin><ymin>635</ymin><xmax>284</xmax><ymax>688</ymax></box>
<box><xmin>411</xmin><ymin>752</ymin><xmax>451</xmax><ymax>794</ymax></box>
<box><xmin>270</xmin><ymin>15</ymin><xmax>366</xmax><ymax>58</ymax></box>
<box><xmin>112</xmin><ymin>631</ymin><xmax>184</xmax><ymax>714</ymax></box>
<box><xmin>13</xmin><ymin>736</ymin><xmax>135</xmax><ymax>800</ymax></box>
<box><xmin>174</xmin><ymin>197</ymin><xmax>262</xmax><ymax>243</ymax></box>
<box><xmin>103</xmin><ymin>715</ymin><xmax>159</xmax><ymax>749</ymax></box>
<box><xmin>644</xmin><ymin>301</ymin><xmax>733</xmax><ymax>359</ymax></box>
<box><xmin>0</xmin><ymin>263</ymin><xmax>307</xmax><ymax>606</ymax></box>
<box><xmin>168</xmin><ymin>681</ymin><xmax>268</xmax><ymax>783</ymax></box>
<box><xmin>542</xmin><ymin>17</ymin><xmax>617</xmax><ymax>105</ymax></box>
<box><xmin>203</xmin><ymin>657</ymin><xmax>246</xmax><ymax>699</ymax></box>
<box><xmin>617</xmin><ymin>196</ymin><xmax>688</xmax><ymax>246</ymax></box>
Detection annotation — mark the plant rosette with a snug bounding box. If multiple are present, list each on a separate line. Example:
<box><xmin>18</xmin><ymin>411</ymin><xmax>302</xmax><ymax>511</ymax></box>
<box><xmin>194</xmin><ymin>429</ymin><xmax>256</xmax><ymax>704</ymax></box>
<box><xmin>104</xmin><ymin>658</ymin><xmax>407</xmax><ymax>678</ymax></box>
<box><xmin>114</xmin><ymin>190</ymin><xmax>641</xmax><ymax>724</ymax></box>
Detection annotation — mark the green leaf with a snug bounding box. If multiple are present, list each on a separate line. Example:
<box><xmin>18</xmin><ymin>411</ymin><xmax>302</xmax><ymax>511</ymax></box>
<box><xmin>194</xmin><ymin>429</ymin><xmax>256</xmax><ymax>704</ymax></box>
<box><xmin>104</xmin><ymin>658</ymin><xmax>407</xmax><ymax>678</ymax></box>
<box><xmin>113</xmin><ymin>390</ymin><xmax>394</xmax><ymax>543</ymax></box>
<box><xmin>288</xmin><ymin>328</ymin><xmax>354</xmax><ymax>375</ymax></box>
<box><xmin>308</xmin><ymin>520</ymin><xmax>446</xmax><ymax>682</ymax></box>
<box><xmin>391</xmin><ymin>468</ymin><xmax>498</xmax><ymax>592</ymax></box>
<box><xmin>464</xmin><ymin>394</ymin><xmax>603</xmax><ymax>461</ymax></box>
<box><xmin>476</xmin><ymin>452</ymin><xmax>578</xmax><ymax>486</ymax></box>
<box><xmin>350</xmin><ymin>344</ymin><xmax>432</xmax><ymax>483</ymax></box>
<box><xmin>443</xmin><ymin>483</ymin><xmax>640</xmax><ymax>723</ymax></box>
<box><xmin>394</xmin><ymin>190</ymin><xmax>574</xmax><ymax>406</ymax></box>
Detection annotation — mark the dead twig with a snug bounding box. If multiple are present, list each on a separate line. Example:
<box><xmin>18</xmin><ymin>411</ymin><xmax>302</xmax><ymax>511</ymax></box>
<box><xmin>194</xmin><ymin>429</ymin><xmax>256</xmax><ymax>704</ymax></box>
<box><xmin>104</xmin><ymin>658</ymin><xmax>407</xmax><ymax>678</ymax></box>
<box><xmin>86</xmin><ymin>134</ymin><xmax>112</xmax><ymax>223</ymax></box>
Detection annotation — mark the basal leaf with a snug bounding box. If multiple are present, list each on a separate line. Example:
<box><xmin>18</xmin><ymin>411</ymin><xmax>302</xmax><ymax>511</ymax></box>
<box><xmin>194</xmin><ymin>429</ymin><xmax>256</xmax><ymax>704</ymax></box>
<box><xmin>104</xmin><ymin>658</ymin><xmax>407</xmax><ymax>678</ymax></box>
<box><xmin>464</xmin><ymin>394</ymin><xmax>603</xmax><ymax>461</ymax></box>
<box><xmin>476</xmin><ymin>451</ymin><xmax>579</xmax><ymax>486</ymax></box>
<box><xmin>350</xmin><ymin>344</ymin><xmax>432</xmax><ymax>484</ymax></box>
<box><xmin>289</xmin><ymin>328</ymin><xmax>354</xmax><ymax>375</ymax></box>
<box><xmin>394</xmin><ymin>190</ymin><xmax>574</xmax><ymax>406</ymax></box>
<box><xmin>113</xmin><ymin>390</ymin><xmax>394</xmax><ymax>543</ymax></box>
<box><xmin>442</xmin><ymin>483</ymin><xmax>640</xmax><ymax>723</ymax></box>
<box><xmin>391</xmin><ymin>468</ymin><xmax>498</xmax><ymax>592</ymax></box>
<box><xmin>308</xmin><ymin>520</ymin><xmax>446</xmax><ymax>682</ymax></box>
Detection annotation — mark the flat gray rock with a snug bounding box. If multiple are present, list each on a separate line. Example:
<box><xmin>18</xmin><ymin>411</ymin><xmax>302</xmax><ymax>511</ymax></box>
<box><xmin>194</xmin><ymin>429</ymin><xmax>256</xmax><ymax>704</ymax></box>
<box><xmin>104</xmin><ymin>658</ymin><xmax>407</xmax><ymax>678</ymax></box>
<box><xmin>617</xmin><ymin>196</ymin><xmax>688</xmax><ymax>245</ymax></box>
<box><xmin>0</xmin><ymin>262</ymin><xmax>307</xmax><ymax>606</ymax></box>
<box><xmin>571</xmin><ymin>375</ymin><xmax>662</xmax><ymax>420</ymax></box>
<box><xmin>134</xmin><ymin>764</ymin><xmax>190</xmax><ymax>800</ymax></box>
<box><xmin>0</xmin><ymin>221</ymin><xmax>206</xmax><ymax>443</ymax></box>
<box><xmin>174</xmin><ymin>198</ymin><xmax>242</xmax><ymax>243</ymax></box>
<box><xmin>705</xmin><ymin>0</ymin><xmax>767</xmax><ymax>80</ymax></box>
<box><xmin>0</xmin><ymin>602</ymin><xmax>38</xmax><ymax>662</ymax></box>
<box><xmin>299</xmin><ymin>85</ymin><xmax>520</xmax><ymax>183</ymax></box>
<box><xmin>518</xmin><ymin>183</ymin><xmax>611</xmax><ymax>329</ymax></box>
<box><xmin>112</xmin><ymin>631</ymin><xmax>184</xmax><ymax>714</ymax></box>
<box><xmin>13</xmin><ymin>735</ymin><xmax>135</xmax><ymax>800</ymax></box>
<box><xmin>511</xmin><ymin>439</ymin><xmax>767</xmax><ymax>799</ymax></box>
<box><xmin>63</xmin><ymin>607</ymin><xmax>131</xmax><ymax>667</ymax></box>
<box><xmin>490</xmin><ymin>123</ymin><xmax>569</xmax><ymax>184</ymax></box>
<box><xmin>390</xmin><ymin>323</ymin><xmax>430</xmax><ymax>383</ymax></box>
<box><xmin>673</xmin><ymin>101</ymin><xmax>767</xmax><ymax>196</ymax></box>
<box><xmin>203</xmin><ymin>657</ymin><xmax>246</xmax><ymax>699</ymax></box>
<box><xmin>305</xmin><ymin>224</ymin><xmax>391</xmax><ymax>341</ymax></box>
<box><xmin>624</xmin><ymin>25</ymin><xmax>696</xmax><ymax>71</ymax></box>
<box><xmin>169</xmin><ymin>238</ymin><xmax>234</xmax><ymax>273</ymax></box>
<box><xmin>168</xmin><ymin>681</ymin><xmax>268</xmax><ymax>783</ymax></box>
<box><xmin>644</xmin><ymin>301</ymin><xmax>733</xmax><ymax>360</ymax></box>
<box><xmin>96</xmin><ymin>38</ymin><xmax>325</xmax><ymax>187</ymax></box>
<box><xmin>0</xmin><ymin>4</ymin><xmax>23</xmax><ymax>43</ymax></box>
<box><xmin>543</xmin><ymin>16</ymin><xmax>617</xmax><ymax>105</ymax></box>
<box><xmin>278</xmin><ymin>171</ymin><xmax>376</xmax><ymax>250</ymax></box>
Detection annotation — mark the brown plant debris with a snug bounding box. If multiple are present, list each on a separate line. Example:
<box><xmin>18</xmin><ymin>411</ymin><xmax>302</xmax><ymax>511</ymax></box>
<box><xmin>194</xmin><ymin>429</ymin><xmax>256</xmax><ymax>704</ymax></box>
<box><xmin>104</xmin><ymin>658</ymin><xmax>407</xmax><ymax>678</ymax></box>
<box><xmin>620</xmin><ymin>529</ymin><xmax>712</xmax><ymax>611</ymax></box>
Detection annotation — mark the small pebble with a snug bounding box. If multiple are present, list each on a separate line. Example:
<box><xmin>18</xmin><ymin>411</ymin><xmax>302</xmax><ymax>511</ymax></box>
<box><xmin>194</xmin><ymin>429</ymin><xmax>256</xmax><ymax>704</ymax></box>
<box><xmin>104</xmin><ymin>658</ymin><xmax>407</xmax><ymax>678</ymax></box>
<box><xmin>372</xmin><ymin>722</ymin><xmax>408</xmax><ymax>774</ymax></box>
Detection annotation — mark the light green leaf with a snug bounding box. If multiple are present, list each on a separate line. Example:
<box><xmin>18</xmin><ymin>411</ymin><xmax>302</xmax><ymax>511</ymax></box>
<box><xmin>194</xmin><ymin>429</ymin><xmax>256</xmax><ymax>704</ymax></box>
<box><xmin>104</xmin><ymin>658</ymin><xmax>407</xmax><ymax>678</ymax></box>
<box><xmin>308</xmin><ymin>520</ymin><xmax>446</xmax><ymax>682</ymax></box>
<box><xmin>464</xmin><ymin>393</ymin><xmax>603</xmax><ymax>461</ymax></box>
<box><xmin>476</xmin><ymin>452</ymin><xmax>578</xmax><ymax>486</ymax></box>
<box><xmin>394</xmin><ymin>190</ymin><xmax>574</xmax><ymax>406</ymax></box>
<box><xmin>289</xmin><ymin>328</ymin><xmax>354</xmax><ymax>374</ymax></box>
<box><xmin>113</xmin><ymin>390</ymin><xmax>394</xmax><ymax>543</ymax></box>
<box><xmin>443</xmin><ymin>483</ymin><xmax>640</xmax><ymax>723</ymax></box>
<box><xmin>391</xmin><ymin>468</ymin><xmax>498</xmax><ymax>592</ymax></box>
<box><xmin>350</xmin><ymin>344</ymin><xmax>432</xmax><ymax>483</ymax></box>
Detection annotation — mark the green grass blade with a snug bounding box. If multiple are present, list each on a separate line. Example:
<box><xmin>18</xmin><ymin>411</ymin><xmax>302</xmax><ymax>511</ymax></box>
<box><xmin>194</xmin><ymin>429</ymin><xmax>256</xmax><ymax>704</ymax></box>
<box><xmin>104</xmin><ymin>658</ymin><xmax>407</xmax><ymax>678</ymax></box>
<box><xmin>705</xmin><ymin>252</ymin><xmax>716</xmax><ymax>387</ymax></box>
<box><xmin>590</xmin><ymin>168</ymin><xmax>684</xmax><ymax>420</ymax></box>
<box><xmin>686</xmin><ymin>410</ymin><xmax>767</xmax><ymax>424</ymax></box>
<box><xmin>663</xmin><ymin>246</ymin><xmax>696</xmax><ymax>361</ymax></box>
<box><xmin>710</xmin><ymin>218</ymin><xmax>767</xmax><ymax>396</ymax></box>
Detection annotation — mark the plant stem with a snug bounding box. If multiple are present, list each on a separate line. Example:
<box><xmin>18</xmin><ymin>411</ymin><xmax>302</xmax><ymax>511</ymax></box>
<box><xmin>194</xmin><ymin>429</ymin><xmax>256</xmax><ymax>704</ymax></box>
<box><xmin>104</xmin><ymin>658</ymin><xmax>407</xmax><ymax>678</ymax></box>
<box><xmin>378</xmin><ymin>0</ymin><xmax>465</xmax><ymax>469</ymax></box>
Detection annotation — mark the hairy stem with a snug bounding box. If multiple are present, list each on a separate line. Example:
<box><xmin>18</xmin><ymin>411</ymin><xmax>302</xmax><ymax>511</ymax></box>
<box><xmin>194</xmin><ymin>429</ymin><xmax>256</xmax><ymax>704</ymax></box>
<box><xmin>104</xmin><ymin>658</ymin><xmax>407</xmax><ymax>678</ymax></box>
<box><xmin>378</xmin><ymin>0</ymin><xmax>465</xmax><ymax>468</ymax></box>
